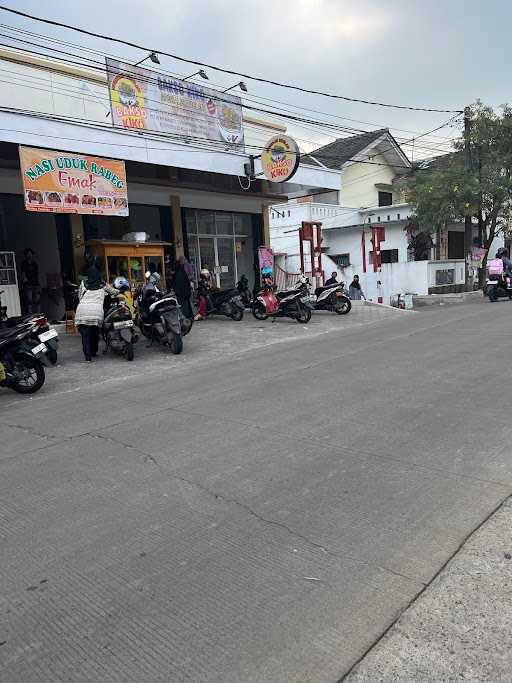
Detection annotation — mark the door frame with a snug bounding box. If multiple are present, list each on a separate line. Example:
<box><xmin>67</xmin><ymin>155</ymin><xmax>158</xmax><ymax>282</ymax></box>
<box><xmin>197</xmin><ymin>233</ymin><xmax>238</xmax><ymax>288</ymax></box>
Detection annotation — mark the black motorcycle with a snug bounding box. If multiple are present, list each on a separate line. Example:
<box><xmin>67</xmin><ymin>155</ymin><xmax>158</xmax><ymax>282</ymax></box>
<box><xmin>136</xmin><ymin>284</ymin><xmax>189</xmax><ymax>355</ymax></box>
<box><xmin>0</xmin><ymin>322</ymin><xmax>47</xmax><ymax>393</ymax></box>
<box><xmin>203</xmin><ymin>288</ymin><xmax>245</xmax><ymax>320</ymax></box>
<box><xmin>102</xmin><ymin>292</ymin><xmax>137</xmax><ymax>361</ymax></box>
<box><xmin>311</xmin><ymin>282</ymin><xmax>352</xmax><ymax>315</ymax></box>
<box><xmin>236</xmin><ymin>275</ymin><xmax>253</xmax><ymax>308</ymax></box>
<box><xmin>0</xmin><ymin>300</ymin><xmax>59</xmax><ymax>366</ymax></box>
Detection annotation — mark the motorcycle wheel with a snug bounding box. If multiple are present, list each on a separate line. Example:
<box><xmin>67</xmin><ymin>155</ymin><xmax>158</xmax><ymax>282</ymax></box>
<box><xmin>169</xmin><ymin>332</ymin><xmax>183</xmax><ymax>355</ymax></box>
<box><xmin>230</xmin><ymin>306</ymin><xmax>244</xmax><ymax>321</ymax></box>
<box><xmin>252</xmin><ymin>302</ymin><xmax>268</xmax><ymax>321</ymax></box>
<box><xmin>296</xmin><ymin>305</ymin><xmax>312</xmax><ymax>324</ymax></box>
<box><xmin>488</xmin><ymin>287</ymin><xmax>498</xmax><ymax>302</ymax></box>
<box><xmin>335</xmin><ymin>297</ymin><xmax>352</xmax><ymax>315</ymax></box>
<box><xmin>11</xmin><ymin>356</ymin><xmax>45</xmax><ymax>394</ymax></box>
<box><xmin>126</xmin><ymin>342</ymin><xmax>134</xmax><ymax>361</ymax></box>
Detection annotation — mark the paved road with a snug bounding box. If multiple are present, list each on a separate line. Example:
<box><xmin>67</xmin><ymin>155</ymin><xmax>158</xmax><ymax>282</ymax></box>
<box><xmin>1</xmin><ymin>300</ymin><xmax>510</xmax><ymax>682</ymax></box>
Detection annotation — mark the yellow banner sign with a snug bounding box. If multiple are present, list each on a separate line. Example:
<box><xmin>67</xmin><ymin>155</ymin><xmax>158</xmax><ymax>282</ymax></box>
<box><xmin>19</xmin><ymin>146</ymin><xmax>129</xmax><ymax>216</ymax></box>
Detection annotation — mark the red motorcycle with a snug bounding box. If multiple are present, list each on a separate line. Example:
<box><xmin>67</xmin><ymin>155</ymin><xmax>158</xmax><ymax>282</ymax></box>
<box><xmin>252</xmin><ymin>276</ymin><xmax>312</xmax><ymax>323</ymax></box>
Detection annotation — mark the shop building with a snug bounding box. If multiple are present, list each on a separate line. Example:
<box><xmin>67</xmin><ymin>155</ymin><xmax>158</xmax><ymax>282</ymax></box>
<box><xmin>0</xmin><ymin>47</ymin><xmax>339</xmax><ymax>318</ymax></box>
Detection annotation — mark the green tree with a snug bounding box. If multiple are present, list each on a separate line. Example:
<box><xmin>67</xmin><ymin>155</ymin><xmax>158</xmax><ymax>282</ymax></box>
<box><xmin>407</xmin><ymin>102</ymin><xmax>512</xmax><ymax>287</ymax></box>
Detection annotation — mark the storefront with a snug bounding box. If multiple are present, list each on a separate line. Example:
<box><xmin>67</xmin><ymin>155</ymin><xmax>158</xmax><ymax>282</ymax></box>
<box><xmin>183</xmin><ymin>209</ymin><xmax>261</xmax><ymax>289</ymax></box>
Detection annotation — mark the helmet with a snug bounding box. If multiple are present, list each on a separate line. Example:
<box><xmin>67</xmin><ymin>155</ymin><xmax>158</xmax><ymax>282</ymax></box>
<box><xmin>497</xmin><ymin>247</ymin><xmax>508</xmax><ymax>257</ymax></box>
<box><xmin>113</xmin><ymin>276</ymin><xmax>130</xmax><ymax>291</ymax></box>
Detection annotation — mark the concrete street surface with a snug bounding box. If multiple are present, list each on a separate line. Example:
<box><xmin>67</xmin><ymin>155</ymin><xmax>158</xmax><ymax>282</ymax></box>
<box><xmin>1</xmin><ymin>299</ymin><xmax>510</xmax><ymax>682</ymax></box>
<box><xmin>347</xmin><ymin>496</ymin><xmax>512</xmax><ymax>681</ymax></box>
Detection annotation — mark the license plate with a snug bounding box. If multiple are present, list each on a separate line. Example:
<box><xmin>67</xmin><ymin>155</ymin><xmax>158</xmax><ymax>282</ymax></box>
<box><xmin>31</xmin><ymin>342</ymin><xmax>47</xmax><ymax>355</ymax></box>
<box><xmin>114</xmin><ymin>320</ymin><xmax>134</xmax><ymax>329</ymax></box>
<box><xmin>39</xmin><ymin>329</ymin><xmax>58</xmax><ymax>342</ymax></box>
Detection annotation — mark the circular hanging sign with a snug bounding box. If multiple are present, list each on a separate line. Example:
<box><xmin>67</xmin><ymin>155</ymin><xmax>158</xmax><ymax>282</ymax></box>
<box><xmin>261</xmin><ymin>135</ymin><xmax>300</xmax><ymax>183</ymax></box>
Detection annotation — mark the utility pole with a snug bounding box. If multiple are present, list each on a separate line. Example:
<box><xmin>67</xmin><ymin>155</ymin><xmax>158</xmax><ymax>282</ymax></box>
<box><xmin>464</xmin><ymin>106</ymin><xmax>473</xmax><ymax>291</ymax></box>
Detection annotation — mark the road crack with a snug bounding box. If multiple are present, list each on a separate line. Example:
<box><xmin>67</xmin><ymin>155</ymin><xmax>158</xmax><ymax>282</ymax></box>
<box><xmin>88</xmin><ymin>430</ymin><xmax>425</xmax><ymax>588</ymax></box>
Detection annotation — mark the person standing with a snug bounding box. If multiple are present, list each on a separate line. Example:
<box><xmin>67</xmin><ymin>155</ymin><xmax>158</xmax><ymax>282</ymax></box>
<box><xmin>348</xmin><ymin>274</ymin><xmax>366</xmax><ymax>300</ymax></box>
<box><xmin>75</xmin><ymin>266</ymin><xmax>117</xmax><ymax>362</ymax></box>
<box><xmin>21</xmin><ymin>248</ymin><xmax>41</xmax><ymax>313</ymax></box>
<box><xmin>172</xmin><ymin>256</ymin><xmax>193</xmax><ymax>319</ymax></box>
<box><xmin>324</xmin><ymin>271</ymin><xmax>338</xmax><ymax>286</ymax></box>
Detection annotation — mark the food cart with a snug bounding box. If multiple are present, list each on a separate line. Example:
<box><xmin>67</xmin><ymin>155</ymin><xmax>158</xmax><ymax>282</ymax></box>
<box><xmin>85</xmin><ymin>239</ymin><xmax>171</xmax><ymax>287</ymax></box>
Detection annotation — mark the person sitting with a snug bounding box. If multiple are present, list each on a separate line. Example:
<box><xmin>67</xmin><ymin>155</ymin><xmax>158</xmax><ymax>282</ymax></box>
<box><xmin>324</xmin><ymin>272</ymin><xmax>338</xmax><ymax>287</ymax></box>
<box><xmin>146</xmin><ymin>262</ymin><xmax>161</xmax><ymax>287</ymax></box>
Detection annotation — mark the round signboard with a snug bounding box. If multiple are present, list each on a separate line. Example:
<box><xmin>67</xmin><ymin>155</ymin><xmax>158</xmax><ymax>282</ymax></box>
<box><xmin>261</xmin><ymin>135</ymin><xmax>300</xmax><ymax>183</ymax></box>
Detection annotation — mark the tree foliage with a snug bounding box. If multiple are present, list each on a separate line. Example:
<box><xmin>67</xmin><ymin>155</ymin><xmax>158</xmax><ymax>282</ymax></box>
<box><xmin>406</xmin><ymin>102</ymin><xmax>512</xmax><ymax>268</ymax></box>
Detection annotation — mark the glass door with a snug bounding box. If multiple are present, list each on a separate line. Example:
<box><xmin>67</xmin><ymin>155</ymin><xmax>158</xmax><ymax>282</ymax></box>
<box><xmin>216</xmin><ymin>237</ymin><xmax>236</xmax><ymax>289</ymax></box>
<box><xmin>198</xmin><ymin>237</ymin><xmax>216</xmax><ymax>283</ymax></box>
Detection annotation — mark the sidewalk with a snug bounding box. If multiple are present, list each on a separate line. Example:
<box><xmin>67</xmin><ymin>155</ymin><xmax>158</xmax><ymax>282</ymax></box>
<box><xmin>345</xmin><ymin>496</ymin><xmax>512</xmax><ymax>682</ymax></box>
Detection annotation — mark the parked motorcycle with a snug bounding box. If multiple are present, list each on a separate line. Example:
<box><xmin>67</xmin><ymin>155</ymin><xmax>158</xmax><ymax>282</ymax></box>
<box><xmin>486</xmin><ymin>260</ymin><xmax>512</xmax><ymax>302</ymax></box>
<box><xmin>0</xmin><ymin>322</ymin><xmax>48</xmax><ymax>393</ymax></box>
<box><xmin>102</xmin><ymin>278</ymin><xmax>138</xmax><ymax>361</ymax></box>
<box><xmin>308</xmin><ymin>280</ymin><xmax>352</xmax><ymax>315</ymax></box>
<box><xmin>136</xmin><ymin>282</ymin><xmax>188</xmax><ymax>354</ymax></box>
<box><xmin>236</xmin><ymin>275</ymin><xmax>253</xmax><ymax>308</ymax></box>
<box><xmin>0</xmin><ymin>296</ymin><xmax>59</xmax><ymax>366</ymax></box>
<box><xmin>252</xmin><ymin>276</ymin><xmax>312</xmax><ymax>323</ymax></box>
<box><xmin>204</xmin><ymin>288</ymin><xmax>245</xmax><ymax>320</ymax></box>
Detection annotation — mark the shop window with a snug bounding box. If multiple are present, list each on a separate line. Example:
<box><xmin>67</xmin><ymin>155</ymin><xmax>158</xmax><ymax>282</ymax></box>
<box><xmin>378</xmin><ymin>191</ymin><xmax>393</xmax><ymax>207</ymax></box>
<box><xmin>234</xmin><ymin>213</ymin><xmax>251</xmax><ymax>236</ymax></box>
<box><xmin>197</xmin><ymin>210</ymin><xmax>215</xmax><ymax>235</ymax></box>
<box><xmin>215</xmin><ymin>212</ymin><xmax>234</xmax><ymax>235</ymax></box>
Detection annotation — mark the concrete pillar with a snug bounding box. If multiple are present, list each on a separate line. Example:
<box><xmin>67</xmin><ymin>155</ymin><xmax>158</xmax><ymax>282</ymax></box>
<box><xmin>170</xmin><ymin>194</ymin><xmax>184</xmax><ymax>258</ymax></box>
<box><xmin>70</xmin><ymin>214</ymin><xmax>84</xmax><ymax>278</ymax></box>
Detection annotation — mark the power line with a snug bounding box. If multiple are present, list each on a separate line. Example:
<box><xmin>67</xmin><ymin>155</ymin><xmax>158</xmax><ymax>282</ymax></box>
<box><xmin>0</xmin><ymin>4</ymin><xmax>463</xmax><ymax>115</ymax></box>
<box><xmin>0</xmin><ymin>28</ymin><xmax>458</xmax><ymax>159</ymax></box>
<box><xmin>0</xmin><ymin>20</ymin><xmax>462</xmax><ymax>145</ymax></box>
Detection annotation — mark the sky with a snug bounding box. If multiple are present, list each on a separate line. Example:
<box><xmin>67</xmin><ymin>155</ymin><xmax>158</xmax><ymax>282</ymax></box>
<box><xmin>2</xmin><ymin>0</ymin><xmax>510</xmax><ymax>157</ymax></box>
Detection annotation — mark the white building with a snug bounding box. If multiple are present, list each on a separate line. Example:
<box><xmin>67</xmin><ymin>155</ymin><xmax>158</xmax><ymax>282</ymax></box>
<box><xmin>0</xmin><ymin>46</ymin><xmax>339</xmax><ymax>318</ymax></box>
<box><xmin>270</xmin><ymin>129</ymin><xmax>503</xmax><ymax>302</ymax></box>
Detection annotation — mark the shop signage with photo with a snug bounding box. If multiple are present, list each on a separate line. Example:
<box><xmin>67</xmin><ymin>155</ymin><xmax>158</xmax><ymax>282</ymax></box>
<box><xmin>19</xmin><ymin>146</ymin><xmax>128</xmax><ymax>216</ymax></box>
<box><xmin>106</xmin><ymin>58</ymin><xmax>244</xmax><ymax>147</ymax></box>
<box><xmin>261</xmin><ymin>135</ymin><xmax>300</xmax><ymax>183</ymax></box>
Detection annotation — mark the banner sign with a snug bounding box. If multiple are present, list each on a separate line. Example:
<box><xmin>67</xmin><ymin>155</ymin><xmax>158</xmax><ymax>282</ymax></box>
<box><xmin>19</xmin><ymin>146</ymin><xmax>128</xmax><ymax>216</ymax></box>
<box><xmin>106</xmin><ymin>58</ymin><xmax>245</xmax><ymax>147</ymax></box>
<box><xmin>258</xmin><ymin>246</ymin><xmax>274</xmax><ymax>278</ymax></box>
<box><xmin>261</xmin><ymin>135</ymin><xmax>300</xmax><ymax>182</ymax></box>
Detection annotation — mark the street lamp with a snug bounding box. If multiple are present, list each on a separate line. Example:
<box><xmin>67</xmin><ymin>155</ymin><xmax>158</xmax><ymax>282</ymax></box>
<box><xmin>182</xmin><ymin>69</ymin><xmax>209</xmax><ymax>81</ymax></box>
<box><xmin>222</xmin><ymin>81</ymin><xmax>248</xmax><ymax>93</ymax></box>
<box><xmin>134</xmin><ymin>51</ymin><xmax>160</xmax><ymax>67</ymax></box>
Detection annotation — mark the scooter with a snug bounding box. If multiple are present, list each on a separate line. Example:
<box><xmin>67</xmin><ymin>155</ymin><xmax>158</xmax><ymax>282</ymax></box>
<box><xmin>136</xmin><ymin>282</ymin><xmax>187</xmax><ymax>354</ymax></box>
<box><xmin>102</xmin><ymin>292</ymin><xmax>138</xmax><ymax>361</ymax></box>
<box><xmin>236</xmin><ymin>275</ymin><xmax>253</xmax><ymax>308</ymax></box>
<box><xmin>486</xmin><ymin>265</ymin><xmax>512</xmax><ymax>302</ymax></box>
<box><xmin>0</xmin><ymin>321</ymin><xmax>49</xmax><ymax>393</ymax></box>
<box><xmin>0</xmin><ymin>293</ymin><xmax>59</xmax><ymax>365</ymax></box>
<box><xmin>252</xmin><ymin>276</ymin><xmax>312</xmax><ymax>323</ymax></box>
<box><xmin>203</xmin><ymin>288</ymin><xmax>245</xmax><ymax>320</ymax></box>
<box><xmin>310</xmin><ymin>280</ymin><xmax>352</xmax><ymax>315</ymax></box>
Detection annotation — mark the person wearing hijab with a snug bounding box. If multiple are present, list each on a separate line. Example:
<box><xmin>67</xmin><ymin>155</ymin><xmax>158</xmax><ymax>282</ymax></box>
<box><xmin>348</xmin><ymin>274</ymin><xmax>366</xmax><ymax>300</ymax></box>
<box><xmin>74</xmin><ymin>266</ymin><xmax>117</xmax><ymax>361</ymax></box>
<box><xmin>172</xmin><ymin>257</ymin><xmax>193</xmax><ymax>320</ymax></box>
